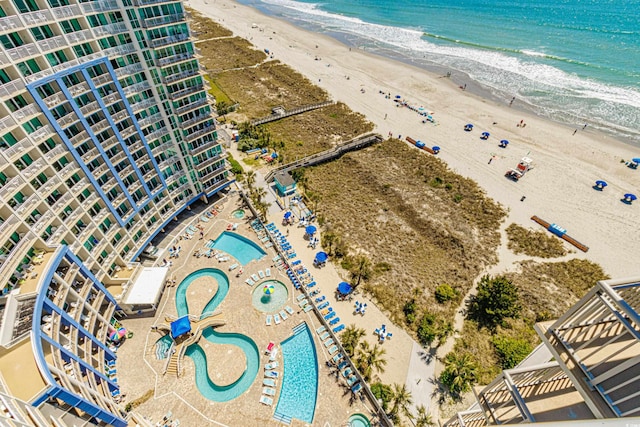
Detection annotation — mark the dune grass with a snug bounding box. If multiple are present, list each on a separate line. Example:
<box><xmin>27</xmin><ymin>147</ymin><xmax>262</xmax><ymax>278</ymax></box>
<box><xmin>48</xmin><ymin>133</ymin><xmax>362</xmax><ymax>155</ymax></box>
<box><xmin>204</xmin><ymin>74</ymin><xmax>232</xmax><ymax>105</ymax></box>
<box><xmin>196</xmin><ymin>36</ymin><xmax>268</xmax><ymax>72</ymax></box>
<box><xmin>187</xmin><ymin>8</ymin><xmax>233</xmax><ymax>38</ymax></box>
<box><xmin>505</xmin><ymin>223</ymin><xmax>568</xmax><ymax>258</ymax></box>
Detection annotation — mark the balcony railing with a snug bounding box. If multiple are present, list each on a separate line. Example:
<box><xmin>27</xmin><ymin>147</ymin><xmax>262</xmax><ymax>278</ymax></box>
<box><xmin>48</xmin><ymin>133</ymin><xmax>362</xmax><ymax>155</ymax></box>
<box><xmin>0</xmin><ymin>215</ymin><xmax>20</xmax><ymax>244</ymax></box>
<box><xmin>80</xmin><ymin>0</ymin><xmax>119</xmax><ymax>13</ymax></box>
<box><xmin>0</xmin><ymin>232</ymin><xmax>37</xmax><ymax>286</ymax></box>
<box><xmin>150</xmin><ymin>33</ymin><xmax>190</xmax><ymax>49</ymax></box>
<box><xmin>163</xmin><ymin>69</ymin><xmax>199</xmax><ymax>85</ymax></box>
<box><xmin>22</xmin><ymin>159</ymin><xmax>46</xmax><ymax>179</ymax></box>
<box><xmin>12</xmin><ymin>104</ymin><xmax>40</xmax><ymax>122</ymax></box>
<box><xmin>145</xmin><ymin>127</ymin><xmax>170</xmax><ymax>143</ymax></box>
<box><xmin>142</xmin><ymin>13</ymin><xmax>186</xmax><ymax>29</ymax></box>
<box><xmin>0</xmin><ymin>176</ymin><xmax>25</xmax><ymax>200</ymax></box>
<box><xmin>130</xmin><ymin>98</ymin><xmax>156</xmax><ymax>112</ymax></box>
<box><xmin>0</xmin><ymin>115</ymin><xmax>17</xmax><ymax>132</ymax></box>
<box><xmin>15</xmin><ymin>193</ymin><xmax>40</xmax><ymax>215</ymax></box>
<box><xmin>174</xmin><ymin>98</ymin><xmax>208</xmax><ymax>115</ymax></box>
<box><xmin>156</xmin><ymin>52</ymin><xmax>193</xmax><ymax>68</ymax></box>
<box><xmin>114</xmin><ymin>63</ymin><xmax>144</xmax><ymax>78</ymax></box>
<box><xmin>168</xmin><ymin>84</ymin><xmax>204</xmax><ymax>101</ymax></box>
<box><xmin>179</xmin><ymin>112</ymin><xmax>213</xmax><ymax>130</ymax></box>
<box><xmin>91</xmin><ymin>22</ymin><xmax>128</xmax><ymax>38</ymax></box>
<box><xmin>79</xmin><ymin>100</ymin><xmax>101</xmax><ymax>116</ymax></box>
<box><xmin>65</xmin><ymin>28</ymin><xmax>93</xmax><ymax>45</ymax></box>
<box><xmin>102</xmin><ymin>93</ymin><xmax>121</xmax><ymax>106</ymax></box>
<box><xmin>43</xmin><ymin>144</ymin><xmax>67</xmax><ymax>162</ymax></box>
<box><xmin>40</xmin><ymin>175</ymin><xmax>62</xmax><ymax>194</ymax></box>
<box><xmin>0</xmin><ymin>15</ymin><xmax>22</xmax><ymax>32</ymax></box>
<box><xmin>92</xmin><ymin>73</ymin><xmax>113</xmax><ymax>87</ymax></box>
<box><xmin>39</xmin><ymin>35</ymin><xmax>69</xmax><ymax>53</ymax></box>
<box><xmin>81</xmin><ymin>148</ymin><xmax>100</xmax><ymax>163</ymax></box>
<box><xmin>4</xmin><ymin>137</ymin><xmax>31</xmax><ymax>162</ymax></box>
<box><xmin>188</xmin><ymin>138</ymin><xmax>217</xmax><ymax>156</ymax></box>
<box><xmin>184</xmin><ymin>126</ymin><xmax>215</xmax><ymax>143</ymax></box>
<box><xmin>42</xmin><ymin>92</ymin><xmax>66</xmax><ymax>109</ymax></box>
<box><xmin>194</xmin><ymin>152</ymin><xmax>226</xmax><ymax>171</ymax></box>
<box><xmin>111</xmin><ymin>110</ymin><xmax>129</xmax><ymax>123</ymax></box>
<box><xmin>58</xmin><ymin>112</ymin><xmax>80</xmax><ymax>129</ymax></box>
<box><xmin>0</xmin><ymin>79</ymin><xmax>26</xmax><ymax>100</ymax></box>
<box><xmin>51</xmin><ymin>191</ymin><xmax>73</xmax><ymax>212</ymax></box>
<box><xmin>104</xmin><ymin>43</ymin><xmax>137</xmax><ymax>59</ymax></box>
<box><xmin>59</xmin><ymin>162</ymin><xmax>77</xmax><ymax>179</ymax></box>
<box><xmin>69</xmin><ymin>130</ymin><xmax>89</xmax><ymax>146</ymax></box>
<box><xmin>51</xmin><ymin>4</ymin><xmax>82</xmax><ymax>20</ymax></box>
<box><xmin>7</xmin><ymin>43</ymin><xmax>40</xmax><ymax>62</ymax></box>
<box><xmin>137</xmin><ymin>112</ymin><xmax>163</xmax><ymax>129</ymax></box>
<box><xmin>21</xmin><ymin>10</ymin><xmax>54</xmax><ymax>26</ymax></box>
<box><xmin>122</xmin><ymin>81</ymin><xmax>151</xmax><ymax>97</ymax></box>
<box><xmin>199</xmin><ymin>163</ymin><xmax>228</xmax><ymax>183</ymax></box>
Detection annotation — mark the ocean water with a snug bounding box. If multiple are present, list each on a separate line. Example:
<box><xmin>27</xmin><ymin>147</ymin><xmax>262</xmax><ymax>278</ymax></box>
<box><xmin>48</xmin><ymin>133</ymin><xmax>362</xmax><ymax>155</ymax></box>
<box><xmin>238</xmin><ymin>0</ymin><xmax>640</xmax><ymax>144</ymax></box>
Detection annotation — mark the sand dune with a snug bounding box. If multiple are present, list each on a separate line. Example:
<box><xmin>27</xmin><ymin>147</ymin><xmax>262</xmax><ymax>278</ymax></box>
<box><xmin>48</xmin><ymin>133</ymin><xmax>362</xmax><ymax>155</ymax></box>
<box><xmin>190</xmin><ymin>0</ymin><xmax>640</xmax><ymax>276</ymax></box>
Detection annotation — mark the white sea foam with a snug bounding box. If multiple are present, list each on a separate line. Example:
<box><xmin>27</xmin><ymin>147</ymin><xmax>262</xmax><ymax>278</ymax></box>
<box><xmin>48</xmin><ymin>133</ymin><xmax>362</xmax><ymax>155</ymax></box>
<box><xmin>259</xmin><ymin>0</ymin><xmax>640</xmax><ymax>141</ymax></box>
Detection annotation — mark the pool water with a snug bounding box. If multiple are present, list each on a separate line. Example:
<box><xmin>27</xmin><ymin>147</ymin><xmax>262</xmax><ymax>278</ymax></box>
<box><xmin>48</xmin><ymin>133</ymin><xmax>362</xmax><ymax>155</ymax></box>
<box><xmin>274</xmin><ymin>323</ymin><xmax>318</xmax><ymax>424</ymax></box>
<box><xmin>232</xmin><ymin>209</ymin><xmax>245</xmax><ymax>219</ymax></box>
<box><xmin>155</xmin><ymin>335</ymin><xmax>173</xmax><ymax>360</ymax></box>
<box><xmin>176</xmin><ymin>268</ymin><xmax>260</xmax><ymax>402</ymax></box>
<box><xmin>251</xmin><ymin>280</ymin><xmax>289</xmax><ymax>313</ymax></box>
<box><xmin>207</xmin><ymin>231</ymin><xmax>266</xmax><ymax>266</ymax></box>
<box><xmin>349</xmin><ymin>413</ymin><xmax>371</xmax><ymax>427</ymax></box>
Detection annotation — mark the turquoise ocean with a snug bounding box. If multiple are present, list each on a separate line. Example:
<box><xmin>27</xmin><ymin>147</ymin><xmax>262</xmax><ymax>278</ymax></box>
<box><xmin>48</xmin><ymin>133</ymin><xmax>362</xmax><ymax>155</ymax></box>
<box><xmin>237</xmin><ymin>0</ymin><xmax>640</xmax><ymax>144</ymax></box>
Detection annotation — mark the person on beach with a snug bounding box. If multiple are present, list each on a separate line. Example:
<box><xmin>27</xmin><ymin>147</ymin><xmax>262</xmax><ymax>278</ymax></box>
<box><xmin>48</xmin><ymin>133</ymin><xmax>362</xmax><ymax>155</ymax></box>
<box><xmin>510</xmin><ymin>97</ymin><xmax>515</xmax><ymax>106</ymax></box>
<box><xmin>573</xmin><ymin>129</ymin><xmax>577</xmax><ymax>136</ymax></box>
<box><xmin>583</xmin><ymin>124</ymin><xmax>588</xmax><ymax>130</ymax></box>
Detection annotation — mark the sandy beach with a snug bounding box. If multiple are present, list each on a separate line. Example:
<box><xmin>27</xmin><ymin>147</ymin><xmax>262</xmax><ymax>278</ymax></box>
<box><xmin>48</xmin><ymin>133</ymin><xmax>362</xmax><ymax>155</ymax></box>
<box><xmin>191</xmin><ymin>0</ymin><xmax>639</xmax><ymax>279</ymax></box>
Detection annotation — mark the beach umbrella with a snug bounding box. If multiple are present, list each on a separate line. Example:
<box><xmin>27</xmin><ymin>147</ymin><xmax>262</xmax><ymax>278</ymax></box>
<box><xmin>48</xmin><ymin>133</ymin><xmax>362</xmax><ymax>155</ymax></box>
<box><xmin>395</xmin><ymin>95</ymin><xmax>402</xmax><ymax>99</ymax></box>
<box><xmin>432</xmin><ymin>146</ymin><xmax>441</xmax><ymax>154</ymax></box>
<box><xmin>595</xmin><ymin>180</ymin><xmax>608</xmax><ymax>188</ymax></box>
<box><xmin>623</xmin><ymin>193</ymin><xmax>637</xmax><ymax>201</ymax></box>
<box><xmin>305</xmin><ymin>225</ymin><xmax>317</xmax><ymax>235</ymax></box>
<box><xmin>500</xmin><ymin>139</ymin><xmax>509</xmax><ymax>146</ymax></box>
<box><xmin>315</xmin><ymin>251</ymin><xmax>328</xmax><ymax>263</ymax></box>
<box><xmin>263</xmin><ymin>283</ymin><xmax>275</xmax><ymax>295</ymax></box>
<box><xmin>632</xmin><ymin>158</ymin><xmax>640</xmax><ymax>164</ymax></box>
<box><xmin>284</xmin><ymin>211</ymin><xmax>292</xmax><ymax>219</ymax></box>
<box><xmin>466</xmin><ymin>124</ymin><xmax>474</xmax><ymax>128</ymax></box>
<box><xmin>337</xmin><ymin>282</ymin><xmax>352</xmax><ymax>295</ymax></box>
<box><xmin>482</xmin><ymin>132</ymin><xmax>490</xmax><ymax>137</ymax></box>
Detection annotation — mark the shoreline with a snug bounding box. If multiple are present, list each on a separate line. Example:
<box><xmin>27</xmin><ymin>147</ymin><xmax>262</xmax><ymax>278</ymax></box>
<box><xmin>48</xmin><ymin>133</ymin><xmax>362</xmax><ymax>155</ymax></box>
<box><xmin>234</xmin><ymin>0</ymin><xmax>640</xmax><ymax>147</ymax></box>
<box><xmin>189</xmin><ymin>0</ymin><xmax>640</xmax><ymax>276</ymax></box>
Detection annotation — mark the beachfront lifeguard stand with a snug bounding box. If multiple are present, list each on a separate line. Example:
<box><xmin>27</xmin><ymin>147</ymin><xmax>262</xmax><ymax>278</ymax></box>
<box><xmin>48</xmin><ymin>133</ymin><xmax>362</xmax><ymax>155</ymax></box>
<box><xmin>274</xmin><ymin>171</ymin><xmax>297</xmax><ymax>196</ymax></box>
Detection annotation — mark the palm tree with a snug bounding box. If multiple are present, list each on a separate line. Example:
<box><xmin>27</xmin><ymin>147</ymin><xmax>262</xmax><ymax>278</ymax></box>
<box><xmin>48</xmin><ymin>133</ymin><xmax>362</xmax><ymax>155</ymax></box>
<box><xmin>414</xmin><ymin>405</ymin><xmax>434</xmax><ymax>427</ymax></box>
<box><xmin>350</xmin><ymin>254</ymin><xmax>372</xmax><ymax>288</ymax></box>
<box><xmin>321</xmin><ymin>231</ymin><xmax>339</xmax><ymax>256</ymax></box>
<box><xmin>355</xmin><ymin>340</ymin><xmax>387</xmax><ymax>382</ymax></box>
<box><xmin>390</xmin><ymin>383</ymin><xmax>413</xmax><ymax>421</ymax></box>
<box><xmin>245</xmin><ymin>170</ymin><xmax>256</xmax><ymax>190</ymax></box>
<box><xmin>441</xmin><ymin>352</ymin><xmax>477</xmax><ymax>396</ymax></box>
<box><xmin>340</xmin><ymin>324</ymin><xmax>365</xmax><ymax>357</ymax></box>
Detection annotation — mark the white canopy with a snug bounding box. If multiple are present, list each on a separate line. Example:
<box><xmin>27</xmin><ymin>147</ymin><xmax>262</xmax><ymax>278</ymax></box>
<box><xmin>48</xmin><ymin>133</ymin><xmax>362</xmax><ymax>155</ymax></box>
<box><xmin>123</xmin><ymin>267</ymin><xmax>169</xmax><ymax>306</ymax></box>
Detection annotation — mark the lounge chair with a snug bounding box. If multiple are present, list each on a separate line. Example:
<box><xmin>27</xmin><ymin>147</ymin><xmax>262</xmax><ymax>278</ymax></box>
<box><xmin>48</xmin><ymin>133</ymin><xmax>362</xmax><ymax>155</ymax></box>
<box><xmin>324</xmin><ymin>311</ymin><xmax>336</xmax><ymax>320</ymax></box>
<box><xmin>324</xmin><ymin>338</ymin><xmax>334</xmax><ymax>348</ymax></box>
<box><xmin>258</xmin><ymin>270</ymin><xmax>265</xmax><ymax>279</ymax></box>
<box><xmin>229</xmin><ymin>263</ymin><xmax>239</xmax><ymax>271</ymax></box>
<box><xmin>259</xmin><ymin>396</ymin><xmax>273</xmax><ymax>406</ymax></box>
<box><xmin>292</xmin><ymin>260</ymin><xmax>302</xmax><ymax>266</ymax></box>
<box><xmin>266</xmin><ymin>268</ymin><xmax>271</xmax><ymax>277</ymax></box>
<box><xmin>269</xmin><ymin>347</ymin><xmax>278</xmax><ymax>361</ymax></box>
<box><xmin>321</xmin><ymin>307</ymin><xmax>333</xmax><ymax>316</ymax></box>
<box><xmin>329</xmin><ymin>317</ymin><xmax>341</xmax><ymax>326</ymax></box>
<box><xmin>316</xmin><ymin>325</ymin><xmax>326</xmax><ymax>334</ymax></box>
<box><xmin>297</xmin><ymin>294</ymin><xmax>307</xmax><ymax>301</ymax></box>
<box><xmin>298</xmin><ymin>299</ymin><xmax>308</xmax><ymax>308</ymax></box>
<box><xmin>332</xmin><ymin>353</ymin><xmax>343</xmax><ymax>363</ymax></box>
<box><xmin>274</xmin><ymin>314</ymin><xmax>281</xmax><ymax>325</ymax></box>
<box><xmin>265</xmin><ymin>315</ymin><xmax>272</xmax><ymax>326</ymax></box>
<box><xmin>342</xmin><ymin>368</ymin><xmax>353</xmax><ymax>378</ymax></box>
<box><xmin>265</xmin><ymin>242</ymin><xmax>273</xmax><ymax>248</ymax></box>
<box><xmin>265</xmin><ymin>370</ymin><xmax>279</xmax><ymax>378</ymax></box>
<box><xmin>315</xmin><ymin>296</ymin><xmax>326</xmax><ymax>303</ymax></box>
<box><xmin>307</xmin><ymin>281</ymin><xmax>316</xmax><ymax>288</ymax></box>
<box><xmin>279</xmin><ymin>310</ymin><xmax>288</xmax><ymax>321</ymax></box>
<box><xmin>303</xmin><ymin>304</ymin><xmax>314</xmax><ymax>312</ymax></box>
<box><xmin>328</xmin><ymin>345</ymin><xmax>339</xmax><ymax>355</ymax></box>
<box><xmin>263</xmin><ymin>387</ymin><xmax>276</xmax><ymax>396</ymax></box>
<box><xmin>285</xmin><ymin>305</ymin><xmax>294</xmax><ymax>315</ymax></box>
<box><xmin>337</xmin><ymin>361</ymin><xmax>348</xmax><ymax>371</ymax></box>
<box><xmin>319</xmin><ymin>331</ymin><xmax>329</xmax><ymax>341</ymax></box>
<box><xmin>245</xmin><ymin>278</ymin><xmax>255</xmax><ymax>286</ymax></box>
<box><xmin>317</xmin><ymin>301</ymin><xmax>330</xmax><ymax>310</ymax></box>
<box><xmin>251</xmin><ymin>274</ymin><xmax>260</xmax><ymax>282</ymax></box>
<box><xmin>265</xmin><ymin>361</ymin><xmax>278</xmax><ymax>370</ymax></box>
<box><xmin>263</xmin><ymin>378</ymin><xmax>276</xmax><ymax>387</ymax></box>
<box><xmin>347</xmin><ymin>376</ymin><xmax>358</xmax><ymax>387</ymax></box>
<box><xmin>351</xmin><ymin>383</ymin><xmax>362</xmax><ymax>393</ymax></box>
<box><xmin>333</xmin><ymin>324</ymin><xmax>345</xmax><ymax>334</ymax></box>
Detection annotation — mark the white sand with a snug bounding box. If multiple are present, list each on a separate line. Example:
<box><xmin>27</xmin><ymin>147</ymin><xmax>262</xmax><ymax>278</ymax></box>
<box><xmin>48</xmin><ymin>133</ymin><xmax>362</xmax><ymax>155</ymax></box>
<box><xmin>191</xmin><ymin>0</ymin><xmax>640</xmax><ymax>278</ymax></box>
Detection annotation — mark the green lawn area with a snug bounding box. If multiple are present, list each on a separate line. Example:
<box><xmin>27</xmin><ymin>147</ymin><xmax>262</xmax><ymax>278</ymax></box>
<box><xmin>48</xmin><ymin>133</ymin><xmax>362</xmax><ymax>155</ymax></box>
<box><xmin>205</xmin><ymin>74</ymin><xmax>232</xmax><ymax>105</ymax></box>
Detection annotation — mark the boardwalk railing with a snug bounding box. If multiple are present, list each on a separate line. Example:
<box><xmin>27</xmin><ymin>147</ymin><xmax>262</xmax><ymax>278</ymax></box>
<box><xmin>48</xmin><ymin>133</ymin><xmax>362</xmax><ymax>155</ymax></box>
<box><xmin>264</xmin><ymin>133</ymin><xmax>384</xmax><ymax>183</ymax></box>
<box><xmin>249</xmin><ymin>101</ymin><xmax>334</xmax><ymax>126</ymax></box>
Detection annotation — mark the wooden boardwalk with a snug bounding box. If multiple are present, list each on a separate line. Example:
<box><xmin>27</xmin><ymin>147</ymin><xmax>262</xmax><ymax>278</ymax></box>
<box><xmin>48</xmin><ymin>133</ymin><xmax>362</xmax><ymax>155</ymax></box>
<box><xmin>250</xmin><ymin>101</ymin><xmax>334</xmax><ymax>126</ymax></box>
<box><xmin>264</xmin><ymin>133</ymin><xmax>384</xmax><ymax>183</ymax></box>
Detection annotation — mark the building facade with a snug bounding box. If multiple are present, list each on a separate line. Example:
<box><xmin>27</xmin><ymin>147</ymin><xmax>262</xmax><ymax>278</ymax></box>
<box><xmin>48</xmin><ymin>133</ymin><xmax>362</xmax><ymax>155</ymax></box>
<box><xmin>0</xmin><ymin>0</ymin><xmax>230</xmax><ymax>424</ymax></box>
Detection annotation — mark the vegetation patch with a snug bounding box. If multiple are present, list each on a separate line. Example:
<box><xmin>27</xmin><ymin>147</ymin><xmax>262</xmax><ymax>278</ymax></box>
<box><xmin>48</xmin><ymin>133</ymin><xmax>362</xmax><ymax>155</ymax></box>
<box><xmin>505</xmin><ymin>223</ymin><xmax>568</xmax><ymax>258</ymax></box>
<box><xmin>197</xmin><ymin>36</ymin><xmax>267</xmax><ymax>71</ymax></box>
<box><xmin>187</xmin><ymin>8</ymin><xmax>233</xmax><ymax>38</ymax></box>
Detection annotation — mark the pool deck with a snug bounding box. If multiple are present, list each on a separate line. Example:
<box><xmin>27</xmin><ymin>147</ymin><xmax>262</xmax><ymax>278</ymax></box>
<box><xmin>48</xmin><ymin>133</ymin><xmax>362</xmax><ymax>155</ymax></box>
<box><xmin>116</xmin><ymin>192</ymin><xmax>376</xmax><ymax>426</ymax></box>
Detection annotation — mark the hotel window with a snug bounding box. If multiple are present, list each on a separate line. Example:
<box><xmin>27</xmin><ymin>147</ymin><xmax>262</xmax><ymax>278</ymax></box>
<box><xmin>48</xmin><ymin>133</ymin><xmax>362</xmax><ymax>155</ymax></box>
<box><xmin>30</xmin><ymin>25</ymin><xmax>55</xmax><ymax>41</ymax></box>
<box><xmin>0</xmin><ymin>68</ymin><xmax>11</xmax><ymax>85</ymax></box>
<box><xmin>59</xmin><ymin>19</ymin><xmax>82</xmax><ymax>34</ymax></box>
<box><xmin>12</xmin><ymin>0</ymin><xmax>39</xmax><ymax>13</ymax></box>
<box><xmin>47</xmin><ymin>0</ymin><xmax>70</xmax><ymax>7</ymax></box>
<box><xmin>45</xmin><ymin>50</ymin><xmax>69</xmax><ymax>67</ymax></box>
<box><xmin>0</xmin><ymin>32</ymin><xmax>24</xmax><ymax>50</ymax></box>
<box><xmin>22</xmin><ymin>117</ymin><xmax>43</xmax><ymax>134</ymax></box>
<box><xmin>73</xmin><ymin>43</ymin><xmax>94</xmax><ymax>58</ymax></box>
<box><xmin>16</xmin><ymin>59</ymin><xmax>41</xmax><ymax>77</ymax></box>
<box><xmin>35</xmin><ymin>83</ymin><xmax>57</xmax><ymax>99</ymax></box>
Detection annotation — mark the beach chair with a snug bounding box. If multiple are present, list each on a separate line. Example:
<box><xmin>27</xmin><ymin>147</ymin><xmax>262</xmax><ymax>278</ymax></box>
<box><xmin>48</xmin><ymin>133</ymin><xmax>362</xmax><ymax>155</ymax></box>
<box><xmin>315</xmin><ymin>296</ymin><xmax>326</xmax><ymax>303</ymax></box>
<box><xmin>292</xmin><ymin>260</ymin><xmax>302</xmax><ymax>266</ymax></box>
<box><xmin>266</xmin><ymin>268</ymin><xmax>271</xmax><ymax>277</ymax></box>
<box><xmin>329</xmin><ymin>317</ymin><xmax>341</xmax><ymax>326</ymax></box>
<box><xmin>274</xmin><ymin>314</ymin><xmax>281</xmax><ymax>325</ymax></box>
<box><xmin>245</xmin><ymin>278</ymin><xmax>255</xmax><ymax>286</ymax></box>
<box><xmin>218</xmin><ymin>256</ymin><xmax>230</xmax><ymax>262</ymax></box>
<box><xmin>262</xmin><ymin>387</ymin><xmax>276</xmax><ymax>396</ymax></box>
<box><xmin>287</xmin><ymin>253</ymin><xmax>297</xmax><ymax>259</ymax></box>
<box><xmin>269</xmin><ymin>347</ymin><xmax>279</xmax><ymax>361</ymax></box>
<box><xmin>328</xmin><ymin>345</ymin><xmax>339</xmax><ymax>355</ymax></box>
<box><xmin>342</xmin><ymin>368</ymin><xmax>353</xmax><ymax>378</ymax></box>
<box><xmin>319</xmin><ymin>331</ymin><xmax>330</xmax><ymax>341</ymax></box>
<box><xmin>324</xmin><ymin>338</ymin><xmax>334</xmax><ymax>348</ymax></box>
<box><xmin>285</xmin><ymin>305</ymin><xmax>294</xmax><ymax>315</ymax></box>
<box><xmin>259</xmin><ymin>396</ymin><xmax>273</xmax><ymax>406</ymax></box>
<box><xmin>265</xmin><ymin>242</ymin><xmax>273</xmax><ymax>248</ymax></box>
<box><xmin>316</xmin><ymin>325</ymin><xmax>326</xmax><ymax>334</ymax></box>
<box><xmin>263</xmin><ymin>378</ymin><xmax>277</xmax><ymax>387</ymax></box>
<box><xmin>324</xmin><ymin>311</ymin><xmax>336</xmax><ymax>320</ymax></box>
<box><xmin>259</xmin><ymin>270</ymin><xmax>265</xmax><ymax>279</ymax></box>
<box><xmin>297</xmin><ymin>294</ymin><xmax>307</xmax><ymax>302</ymax></box>
<box><xmin>337</xmin><ymin>361</ymin><xmax>348</xmax><ymax>371</ymax></box>
<box><xmin>307</xmin><ymin>281</ymin><xmax>317</xmax><ymax>288</ymax></box>
<box><xmin>317</xmin><ymin>301</ymin><xmax>330</xmax><ymax>310</ymax></box>
<box><xmin>332</xmin><ymin>353</ymin><xmax>343</xmax><ymax>363</ymax></box>
<box><xmin>333</xmin><ymin>324</ymin><xmax>345</xmax><ymax>334</ymax></box>
<box><xmin>347</xmin><ymin>376</ymin><xmax>359</xmax><ymax>387</ymax></box>
<box><xmin>265</xmin><ymin>361</ymin><xmax>279</xmax><ymax>370</ymax></box>
<box><xmin>265</xmin><ymin>370</ymin><xmax>279</xmax><ymax>378</ymax></box>
<box><xmin>351</xmin><ymin>382</ymin><xmax>362</xmax><ymax>393</ymax></box>
<box><xmin>279</xmin><ymin>310</ymin><xmax>288</xmax><ymax>321</ymax></box>
<box><xmin>303</xmin><ymin>304</ymin><xmax>314</xmax><ymax>312</ymax></box>
<box><xmin>321</xmin><ymin>307</ymin><xmax>333</xmax><ymax>316</ymax></box>
<box><xmin>265</xmin><ymin>315</ymin><xmax>272</xmax><ymax>326</ymax></box>
<box><xmin>298</xmin><ymin>299</ymin><xmax>308</xmax><ymax>307</ymax></box>
<box><xmin>251</xmin><ymin>274</ymin><xmax>260</xmax><ymax>282</ymax></box>
<box><xmin>228</xmin><ymin>263</ymin><xmax>239</xmax><ymax>271</ymax></box>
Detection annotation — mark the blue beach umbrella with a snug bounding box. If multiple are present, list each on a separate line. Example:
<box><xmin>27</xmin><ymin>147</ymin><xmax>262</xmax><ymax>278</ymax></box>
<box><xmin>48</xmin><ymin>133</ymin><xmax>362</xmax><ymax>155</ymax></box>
<box><xmin>315</xmin><ymin>251</ymin><xmax>328</xmax><ymax>263</ymax></box>
<box><xmin>337</xmin><ymin>282</ymin><xmax>352</xmax><ymax>295</ymax></box>
<box><xmin>395</xmin><ymin>95</ymin><xmax>402</xmax><ymax>99</ymax></box>
<box><xmin>632</xmin><ymin>158</ymin><xmax>640</xmax><ymax>164</ymax></box>
<box><xmin>623</xmin><ymin>193</ymin><xmax>637</xmax><ymax>201</ymax></box>
<box><xmin>482</xmin><ymin>132</ymin><xmax>490</xmax><ymax>137</ymax></box>
<box><xmin>500</xmin><ymin>139</ymin><xmax>509</xmax><ymax>147</ymax></box>
<box><xmin>284</xmin><ymin>211</ymin><xmax>292</xmax><ymax>219</ymax></box>
<box><xmin>432</xmin><ymin>146</ymin><xmax>441</xmax><ymax>154</ymax></box>
<box><xmin>305</xmin><ymin>225</ymin><xmax>317</xmax><ymax>235</ymax></box>
<box><xmin>466</xmin><ymin>124</ymin><xmax>474</xmax><ymax>128</ymax></box>
<box><xmin>595</xmin><ymin>180</ymin><xmax>608</xmax><ymax>188</ymax></box>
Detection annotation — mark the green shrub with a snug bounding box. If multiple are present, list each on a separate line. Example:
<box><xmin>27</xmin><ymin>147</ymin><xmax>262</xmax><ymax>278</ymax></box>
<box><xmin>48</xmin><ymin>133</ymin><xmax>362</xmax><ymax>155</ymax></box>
<box><xmin>469</xmin><ymin>275</ymin><xmax>521</xmax><ymax>329</ymax></box>
<box><xmin>370</xmin><ymin>382</ymin><xmax>394</xmax><ymax>411</ymax></box>
<box><xmin>435</xmin><ymin>284</ymin><xmax>458</xmax><ymax>303</ymax></box>
<box><xmin>492</xmin><ymin>336</ymin><xmax>532</xmax><ymax>369</ymax></box>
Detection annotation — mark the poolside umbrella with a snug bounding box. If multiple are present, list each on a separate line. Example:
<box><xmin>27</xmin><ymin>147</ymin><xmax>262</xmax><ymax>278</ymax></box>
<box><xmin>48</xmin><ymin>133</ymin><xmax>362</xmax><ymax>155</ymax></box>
<box><xmin>284</xmin><ymin>211</ymin><xmax>292</xmax><ymax>219</ymax></box>
<box><xmin>500</xmin><ymin>139</ymin><xmax>509</xmax><ymax>146</ymax></box>
<box><xmin>315</xmin><ymin>251</ymin><xmax>328</xmax><ymax>263</ymax></box>
<box><xmin>466</xmin><ymin>124</ymin><xmax>474</xmax><ymax>128</ymax></box>
<box><xmin>632</xmin><ymin>158</ymin><xmax>640</xmax><ymax>164</ymax></box>
<box><xmin>263</xmin><ymin>283</ymin><xmax>275</xmax><ymax>295</ymax></box>
<box><xmin>482</xmin><ymin>132</ymin><xmax>490</xmax><ymax>137</ymax></box>
<box><xmin>305</xmin><ymin>225</ymin><xmax>317</xmax><ymax>235</ymax></box>
<box><xmin>337</xmin><ymin>282</ymin><xmax>352</xmax><ymax>295</ymax></box>
<box><xmin>432</xmin><ymin>146</ymin><xmax>441</xmax><ymax>154</ymax></box>
<box><xmin>623</xmin><ymin>193</ymin><xmax>637</xmax><ymax>202</ymax></box>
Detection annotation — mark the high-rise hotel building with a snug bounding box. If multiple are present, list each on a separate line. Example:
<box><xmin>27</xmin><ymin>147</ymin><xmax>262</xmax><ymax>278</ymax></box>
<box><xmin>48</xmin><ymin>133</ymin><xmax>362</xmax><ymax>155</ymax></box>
<box><xmin>0</xmin><ymin>0</ymin><xmax>230</xmax><ymax>424</ymax></box>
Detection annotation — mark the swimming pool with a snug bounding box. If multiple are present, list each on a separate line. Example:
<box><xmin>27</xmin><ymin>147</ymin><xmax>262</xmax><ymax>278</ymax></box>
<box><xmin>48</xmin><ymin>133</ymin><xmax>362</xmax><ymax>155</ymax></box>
<box><xmin>251</xmin><ymin>280</ymin><xmax>289</xmax><ymax>313</ymax></box>
<box><xmin>232</xmin><ymin>209</ymin><xmax>246</xmax><ymax>219</ymax></box>
<box><xmin>349</xmin><ymin>413</ymin><xmax>371</xmax><ymax>427</ymax></box>
<box><xmin>274</xmin><ymin>323</ymin><xmax>318</xmax><ymax>424</ymax></box>
<box><xmin>176</xmin><ymin>268</ymin><xmax>260</xmax><ymax>402</ymax></box>
<box><xmin>208</xmin><ymin>231</ymin><xmax>266</xmax><ymax>266</ymax></box>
